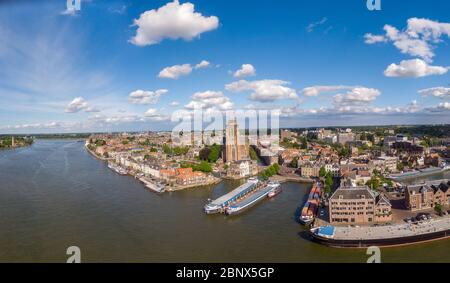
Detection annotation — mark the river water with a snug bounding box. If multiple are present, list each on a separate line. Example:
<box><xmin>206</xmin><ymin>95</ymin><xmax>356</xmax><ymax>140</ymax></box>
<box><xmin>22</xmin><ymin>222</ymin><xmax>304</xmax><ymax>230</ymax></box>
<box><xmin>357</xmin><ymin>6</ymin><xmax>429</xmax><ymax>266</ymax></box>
<box><xmin>0</xmin><ymin>140</ymin><xmax>448</xmax><ymax>262</ymax></box>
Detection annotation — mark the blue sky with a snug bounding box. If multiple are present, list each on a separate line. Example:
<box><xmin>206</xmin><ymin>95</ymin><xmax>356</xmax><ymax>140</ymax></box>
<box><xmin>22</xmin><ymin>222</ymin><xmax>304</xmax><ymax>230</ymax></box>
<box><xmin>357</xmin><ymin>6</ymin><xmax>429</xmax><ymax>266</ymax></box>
<box><xmin>0</xmin><ymin>0</ymin><xmax>449</xmax><ymax>133</ymax></box>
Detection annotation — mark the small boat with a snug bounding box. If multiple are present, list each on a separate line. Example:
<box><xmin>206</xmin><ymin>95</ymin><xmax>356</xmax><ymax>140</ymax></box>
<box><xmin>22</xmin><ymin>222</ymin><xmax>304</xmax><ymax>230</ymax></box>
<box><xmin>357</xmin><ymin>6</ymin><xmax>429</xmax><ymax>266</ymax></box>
<box><xmin>267</xmin><ymin>184</ymin><xmax>282</xmax><ymax>198</ymax></box>
<box><xmin>299</xmin><ymin>182</ymin><xmax>322</xmax><ymax>225</ymax></box>
<box><xmin>108</xmin><ymin>163</ymin><xmax>128</xmax><ymax>175</ymax></box>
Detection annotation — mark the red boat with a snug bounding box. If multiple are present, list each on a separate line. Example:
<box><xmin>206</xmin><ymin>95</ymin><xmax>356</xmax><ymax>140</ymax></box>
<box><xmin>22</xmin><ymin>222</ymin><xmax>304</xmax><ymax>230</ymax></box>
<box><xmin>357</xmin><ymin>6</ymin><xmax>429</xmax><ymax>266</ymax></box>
<box><xmin>267</xmin><ymin>185</ymin><xmax>282</xmax><ymax>198</ymax></box>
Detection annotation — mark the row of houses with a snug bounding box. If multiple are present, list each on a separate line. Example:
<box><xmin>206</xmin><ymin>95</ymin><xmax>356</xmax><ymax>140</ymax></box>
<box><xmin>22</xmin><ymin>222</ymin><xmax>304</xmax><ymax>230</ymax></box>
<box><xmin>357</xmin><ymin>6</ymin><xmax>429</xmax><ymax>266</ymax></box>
<box><xmin>114</xmin><ymin>153</ymin><xmax>211</xmax><ymax>187</ymax></box>
<box><xmin>405</xmin><ymin>180</ymin><xmax>450</xmax><ymax>211</ymax></box>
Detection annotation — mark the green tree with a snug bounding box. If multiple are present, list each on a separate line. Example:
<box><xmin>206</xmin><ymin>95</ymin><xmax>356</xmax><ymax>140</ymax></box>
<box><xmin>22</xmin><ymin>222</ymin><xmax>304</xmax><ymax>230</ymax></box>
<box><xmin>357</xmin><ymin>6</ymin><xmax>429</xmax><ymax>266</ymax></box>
<box><xmin>434</xmin><ymin>203</ymin><xmax>443</xmax><ymax>216</ymax></box>
<box><xmin>193</xmin><ymin>161</ymin><xmax>213</xmax><ymax>173</ymax></box>
<box><xmin>199</xmin><ymin>147</ymin><xmax>211</xmax><ymax>161</ymax></box>
<box><xmin>249</xmin><ymin>146</ymin><xmax>260</xmax><ymax>161</ymax></box>
<box><xmin>289</xmin><ymin>157</ymin><xmax>298</xmax><ymax>168</ymax></box>
<box><xmin>319</xmin><ymin>166</ymin><xmax>327</xmax><ymax>177</ymax></box>
<box><xmin>163</xmin><ymin>144</ymin><xmax>172</xmax><ymax>155</ymax></box>
<box><xmin>207</xmin><ymin>144</ymin><xmax>221</xmax><ymax>162</ymax></box>
<box><xmin>300</xmin><ymin>137</ymin><xmax>308</xmax><ymax>149</ymax></box>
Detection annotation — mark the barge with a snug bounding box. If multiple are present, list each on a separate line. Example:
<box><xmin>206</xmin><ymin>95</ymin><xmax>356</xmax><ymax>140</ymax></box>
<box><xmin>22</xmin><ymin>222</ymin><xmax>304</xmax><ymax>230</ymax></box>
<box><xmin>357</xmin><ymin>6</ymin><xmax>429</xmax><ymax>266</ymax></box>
<box><xmin>225</xmin><ymin>181</ymin><xmax>281</xmax><ymax>215</ymax></box>
<box><xmin>299</xmin><ymin>182</ymin><xmax>323</xmax><ymax>225</ymax></box>
<box><xmin>204</xmin><ymin>178</ymin><xmax>260</xmax><ymax>214</ymax></box>
<box><xmin>310</xmin><ymin>217</ymin><xmax>450</xmax><ymax>248</ymax></box>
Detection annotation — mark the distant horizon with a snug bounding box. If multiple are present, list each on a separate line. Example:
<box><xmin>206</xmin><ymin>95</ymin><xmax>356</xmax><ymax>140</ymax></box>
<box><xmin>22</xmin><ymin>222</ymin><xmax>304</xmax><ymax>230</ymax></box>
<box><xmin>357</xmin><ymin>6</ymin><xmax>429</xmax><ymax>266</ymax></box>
<box><xmin>2</xmin><ymin>123</ymin><xmax>449</xmax><ymax>136</ymax></box>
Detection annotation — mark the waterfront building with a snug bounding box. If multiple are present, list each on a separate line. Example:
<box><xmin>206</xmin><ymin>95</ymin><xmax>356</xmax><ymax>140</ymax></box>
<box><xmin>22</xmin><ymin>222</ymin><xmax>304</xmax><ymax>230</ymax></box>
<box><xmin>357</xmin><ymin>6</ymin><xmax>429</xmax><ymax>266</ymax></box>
<box><xmin>175</xmin><ymin>168</ymin><xmax>207</xmax><ymax>186</ymax></box>
<box><xmin>405</xmin><ymin>179</ymin><xmax>450</xmax><ymax>211</ymax></box>
<box><xmin>329</xmin><ymin>186</ymin><xmax>392</xmax><ymax>225</ymax></box>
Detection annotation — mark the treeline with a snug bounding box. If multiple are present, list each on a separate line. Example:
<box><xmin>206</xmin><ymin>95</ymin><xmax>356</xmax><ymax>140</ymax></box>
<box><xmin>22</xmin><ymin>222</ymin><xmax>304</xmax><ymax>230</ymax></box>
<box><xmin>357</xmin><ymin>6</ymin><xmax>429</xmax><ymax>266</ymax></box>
<box><xmin>163</xmin><ymin>144</ymin><xmax>189</xmax><ymax>156</ymax></box>
<box><xmin>199</xmin><ymin>144</ymin><xmax>221</xmax><ymax>162</ymax></box>
<box><xmin>0</xmin><ymin>136</ymin><xmax>34</xmax><ymax>148</ymax></box>
<box><xmin>181</xmin><ymin>161</ymin><xmax>212</xmax><ymax>173</ymax></box>
<box><xmin>259</xmin><ymin>163</ymin><xmax>280</xmax><ymax>180</ymax></box>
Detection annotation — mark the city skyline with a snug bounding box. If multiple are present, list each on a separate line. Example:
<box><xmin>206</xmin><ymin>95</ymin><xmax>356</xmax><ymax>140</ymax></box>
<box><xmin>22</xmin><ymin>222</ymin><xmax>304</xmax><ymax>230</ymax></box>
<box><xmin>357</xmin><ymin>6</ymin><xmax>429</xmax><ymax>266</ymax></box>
<box><xmin>0</xmin><ymin>0</ymin><xmax>449</xmax><ymax>134</ymax></box>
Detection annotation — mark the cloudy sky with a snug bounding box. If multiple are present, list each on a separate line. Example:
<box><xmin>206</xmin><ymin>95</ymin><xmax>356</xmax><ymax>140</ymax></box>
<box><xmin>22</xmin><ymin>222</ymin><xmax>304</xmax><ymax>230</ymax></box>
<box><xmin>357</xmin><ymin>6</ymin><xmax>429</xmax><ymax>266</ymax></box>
<box><xmin>0</xmin><ymin>0</ymin><xmax>449</xmax><ymax>134</ymax></box>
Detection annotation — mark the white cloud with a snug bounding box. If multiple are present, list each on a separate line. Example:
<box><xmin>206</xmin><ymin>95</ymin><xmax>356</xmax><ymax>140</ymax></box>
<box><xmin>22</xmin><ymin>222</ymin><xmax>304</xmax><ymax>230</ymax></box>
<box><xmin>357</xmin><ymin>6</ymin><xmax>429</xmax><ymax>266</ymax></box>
<box><xmin>302</xmin><ymin>85</ymin><xmax>354</xmax><ymax>97</ymax></box>
<box><xmin>128</xmin><ymin>89</ymin><xmax>168</xmax><ymax>104</ymax></box>
<box><xmin>437</xmin><ymin>102</ymin><xmax>450</xmax><ymax>110</ymax></box>
<box><xmin>158</xmin><ymin>60</ymin><xmax>212</xmax><ymax>79</ymax></box>
<box><xmin>384</xmin><ymin>59</ymin><xmax>448</xmax><ymax>78</ymax></box>
<box><xmin>306</xmin><ymin>17</ymin><xmax>327</xmax><ymax>33</ymax></box>
<box><xmin>144</xmin><ymin>108</ymin><xmax>171</xmax><ymax>121</ymax></box>
<box><xmin>225</xmin><ymin>79</ymin><xmax>298</xmax><ymax>102</ymax></box>
<box><xmin>89</xmin><ymin>114</ymin><xmax>146</xmax><ymax>124</ymax></box>
<box><xmin>195</xmin><ymin>60</ymin><xmax>210</xmax><ymax>69</ymax></box>
<box><xmin>365</xmin><ymin>18</ymin><xmax>450</xmax><ymax>62</ymax></box>
<box><xmin>333</xmin><ymin>87</ymin><xmax>380</xmax><ymax>107</ymax></box>
<box><xmin>0</xmin><ymin>121</ymin><xmax>63</xmax><ymax>130</ymax></box>
<box><xmin>233</xmin><ymin>64</ymin><xmax>256</xmax><ymax>78</ymax></box>
<box><xmin>406</xmin><ymin>18</ymin><xmax>450</xmax><ymax>42</ymax></box>
<box><xmin>65</xmin><ymin>97</ymin><xmax>100</xmax><ymax>113</ymax></box>
<box><xmin>425</xmin><ymin>102</ymin><xmax>450</xmax><ymax>113</ymax></box>
<box><xmin>418</xmin><ymin>87</ymin><xmax>450</xmax><ymax>99</ymax></box>
<box><xmin>158</xmin><ymin>64</ymin><xmax>192</xmax><ymax>79</ymax></box>
<box><xmin>364</xmin><ymin>33</ymin><xmax>387</xmax><ymax>44</ymax></box>
<box><xmin>130</xmin><ymin>0</ymin><xmax>219</xmax><ymax>46</ymax></box>
<box><xmin>170</xmin><ymin>101</ymin><xmax>180</xmax><ymax>107</ymax></box>
<box><xmin>185</xmin><ymin>90</ymin><xmax>233</xmax><ymax>111</ymax></box>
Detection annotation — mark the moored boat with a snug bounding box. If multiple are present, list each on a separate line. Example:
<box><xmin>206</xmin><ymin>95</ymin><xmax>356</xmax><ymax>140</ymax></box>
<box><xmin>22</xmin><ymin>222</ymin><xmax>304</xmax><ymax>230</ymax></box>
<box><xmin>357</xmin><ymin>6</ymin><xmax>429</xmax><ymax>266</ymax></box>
<box><xmin>225</xmin><ymin>181</ymin><xmax>279</xmax><ymax>215</ymax></box>
<box><xmin>108</xmin><ymin>163</ymin><xmax>128</xmax><ymax>175</ymax></box>
<box><xmin>204</xmin><ymin>177</ymin><xmax>260</xmax><ymax>214</ymax></box>
<box><xmin>299</xmin><ymin>182</ymin><xmax>323</xmax><ymax>225</ymax></box>
<box><xmin>267</xmin><ymin>183</ymin><xmax>282</xmax><ymax>198</ymax></box>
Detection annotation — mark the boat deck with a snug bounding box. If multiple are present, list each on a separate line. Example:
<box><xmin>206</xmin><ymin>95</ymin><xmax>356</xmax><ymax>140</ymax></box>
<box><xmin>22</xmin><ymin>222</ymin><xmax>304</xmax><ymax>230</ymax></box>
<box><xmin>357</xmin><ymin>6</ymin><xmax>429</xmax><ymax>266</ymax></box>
<box><xmin>228</xmin><ymin>184</ymin><xmax>274</xmax><ymax>209</ymax></box>
<box><xmin>209</xmin><ymin>180</ymin><xmax>258</xmax><ymax>207</ymax></box>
